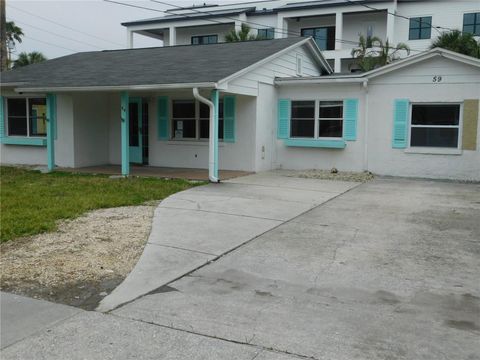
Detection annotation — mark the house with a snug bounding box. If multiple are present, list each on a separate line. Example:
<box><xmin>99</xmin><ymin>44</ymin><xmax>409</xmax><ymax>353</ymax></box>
<box><xmin>123</xmin><ymin>0</ymin><xmax>480</xmax><ymax>72</ymax></box>
<box><xmin>1</xmin><ymin>37</ymin><xmax>479</xmax><ymax>181</ymax></box>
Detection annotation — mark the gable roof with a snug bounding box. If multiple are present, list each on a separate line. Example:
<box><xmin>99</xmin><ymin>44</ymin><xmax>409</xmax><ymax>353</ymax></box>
<box><xmin>1</xmin><ymin>37</ymin><xmax>328</xmax><ymax>92</ymax></box>
<box><xmin>275</xmin><ymin>48</ymin><xmax>480</xmax><ymax>85</ymax></box>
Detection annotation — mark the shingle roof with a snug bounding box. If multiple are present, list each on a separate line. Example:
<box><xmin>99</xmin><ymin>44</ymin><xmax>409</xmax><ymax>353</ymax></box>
<box><xmin>0</xmin><ymin>37</ymin><xmax>307</xmax><ymax>90</ymax></box>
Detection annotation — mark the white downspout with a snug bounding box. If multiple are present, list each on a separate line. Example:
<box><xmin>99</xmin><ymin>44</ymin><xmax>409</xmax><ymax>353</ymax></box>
<box><xmin>363</xmin><ymin>79</ymin><xmax>369</xmax><ymax>171</ymax></box>
<box><xmin>193</xmin><ymin>87</ymin><xmax>219</xmax><ymax>183</ymax></box>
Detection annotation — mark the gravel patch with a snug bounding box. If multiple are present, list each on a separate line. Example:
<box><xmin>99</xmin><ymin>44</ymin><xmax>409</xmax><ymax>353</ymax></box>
<box><xmin>0</xmin><ymin>204</ymin><xmax>157</xmax><ymax>310</ymax></box>
<box><xmin>285</xmin><ymin>169</ymin><xmax>375</xmax><ymax>182</ymax></box>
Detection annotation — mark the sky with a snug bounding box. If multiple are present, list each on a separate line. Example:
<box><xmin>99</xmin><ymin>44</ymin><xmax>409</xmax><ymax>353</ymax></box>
<box><xmin>5</xmin><ymin>0</ymin><xmax>233</xmax><ymax>60</ymax></box>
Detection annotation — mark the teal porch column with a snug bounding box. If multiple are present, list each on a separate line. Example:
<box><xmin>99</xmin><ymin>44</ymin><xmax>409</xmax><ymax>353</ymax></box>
<box><xmin>120</xmin><ymin>91</ymin><xmax>130</xmax><ymax>176</ymax></box>
<box><xmin>211</xmin><ymin>89</ymin><xmax>219</xmax><ymax>180</ymax></box>
<box><xmin>46</xmin><ymin>93</ymin><xmax>56</xmax><ymax>172</ymax></box>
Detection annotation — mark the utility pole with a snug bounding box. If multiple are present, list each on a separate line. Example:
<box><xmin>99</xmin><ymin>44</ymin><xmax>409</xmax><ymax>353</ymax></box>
<box><xmin>0</xmin><ymin>0</ymin><xmax>7</xmax><ymax>72</ymax></box>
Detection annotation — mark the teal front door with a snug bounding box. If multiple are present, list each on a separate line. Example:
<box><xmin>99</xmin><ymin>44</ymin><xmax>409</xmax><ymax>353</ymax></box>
<box><xmin>129</xmin><ymin>98</ymin><xmax>143</xmax><ymax>164</ymax></box>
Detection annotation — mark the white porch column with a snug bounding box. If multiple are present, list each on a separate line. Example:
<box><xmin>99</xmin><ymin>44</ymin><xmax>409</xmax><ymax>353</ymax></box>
<box><xmin>275</xmin><ymin>15</ymin><xmax>287</xmax><ymax>38</ymax></box>
<box><xmin>386</xmin><ymin>3</ymin><xmax>397</xmax><ymax>43</ymax></box>
<box><xmin>334</xmin><ymin>57</ymin><xmax>341</xmax><ymax>73</ymax></box>
<box><xmin>169</xmin><ymin>26</ymin><xmax>176</xmax><ymax>46</ymax></box>
<box><xmin>335</xmin><ymin>12</ymin><xmax>343</xmax><ymax>50</ymax></box>
<box><xmin>236</xmin><ymin>13</ymin><xmax>247</xmax><ymax>32</ymax></box>
<box><xmin>126</xmin><ymin>30</ymin><xmax>133</xmax><ymax>49</ymax></box>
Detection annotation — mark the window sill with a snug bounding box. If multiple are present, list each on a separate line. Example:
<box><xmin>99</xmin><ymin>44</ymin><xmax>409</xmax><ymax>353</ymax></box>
<box><xmin>284</xmin><ymin>138</ymin><xmax>346</xmax><ymax>149</ymax></box>
<box><xmin>1</xmin><ymin>137</ymin><xmax>47</xmax><ymax>146</ymax></box>
<box><xmin>167</xmin><ymin>140</ymin><xmax>225</xmax><ymax>147</ymax></box>
<box><xmin>405</xmin><ymin>147</ymin><xmax>462</xmax><ymax>155</ymax></box>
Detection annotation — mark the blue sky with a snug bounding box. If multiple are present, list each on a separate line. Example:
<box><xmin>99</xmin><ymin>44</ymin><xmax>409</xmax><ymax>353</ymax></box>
<box><xmin>5</xmin><ymin>0</ymin><xmax>232</xmax><ymax>60</ymax></box>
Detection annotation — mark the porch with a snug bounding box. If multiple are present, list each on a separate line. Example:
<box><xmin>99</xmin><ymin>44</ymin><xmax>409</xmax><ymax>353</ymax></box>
<box><xmin>59</xmin><ymin>165</ymin><xmax>251</xmax><ymax>181</ymax></box>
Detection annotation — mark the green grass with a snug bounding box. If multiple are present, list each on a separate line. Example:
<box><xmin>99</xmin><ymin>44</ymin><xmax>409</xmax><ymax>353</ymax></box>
<box><xmin>0</xmin><ymin>166</ymin><xmax>201</xmax><ymax>242</ymax></box>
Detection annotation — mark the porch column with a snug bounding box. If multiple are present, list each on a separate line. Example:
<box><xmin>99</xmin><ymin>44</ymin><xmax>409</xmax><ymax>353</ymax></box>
<box><xmin>120</xmin><ymin>91</ymin><xmax>130</xmax><ymax>176</ymax></box>
<box><xmin>335</xmin><ymin>12</ymin><xmax>343</xmax><ymax>50</ymax></box>
<box><xmin>46</xmin><ymin>93</ymin><xmax>56</xmax><ymax>172</ymax></box>
<box><xmin>169</xmin><ymin>26</ymin><xmax>176</xmax><ymax>46</ymax></box>
<box><xmin>127</xmin><ymin>30</ymin><xmax>134</xmax><ymax>49</ymax></box>
<box><xmin>211</xmin><ymin>89</ymin><xmax>219</xmax><ymax>181</ymax></box>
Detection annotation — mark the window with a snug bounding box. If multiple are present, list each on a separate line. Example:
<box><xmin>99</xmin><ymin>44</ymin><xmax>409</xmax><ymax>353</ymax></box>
<box><xmin>172</xmin><ymin>100</ymin><xmax>196</xmax><ymax>139</ymax></box>
<box><xmin>463</xmin><ymin>12</ymin><xmax>480</xmax><ymax>36</ymax></box>
<box><xmin>291</xmin><ymin>101</ymin><xmax>315</xmax><ymax>138</ymax></box>
<box><xmin>172</xmin><ymin>99</ymin><xmax>224</xmax><ymax>140</ymax></box>
<box><xmin>301</xmin><ymin>27</ymin><xmax>335</xmax><ymax>50</ymax></box>
<box><xmin>409</xmin><ymin>16</ymin><xmax>432</xmax><ymax>40</ymax></box>
<box><xmin>6</xmin><ymin>97</ymin><xmax>47</xmax><ymax>137</ymax></box>
<box><xmin>257</xmin><ymin>28</ymin><xmax>275</xmax><ymax>39</ymax></box>
<box><xmin>319</xmin><ymin>101</ymin><xmax>343</xmax><ymax>138</ymax></box>
<box><xmin>191</xmin><ymin>35</ymin><xmax>218</xmax><ymax>45</ymax></box>
<box><xmin>410</xmin><ymin>104</ymin><xmax>460</xmax><ymax>148</ymax></box>
<box><xmin>200</xmin><ymin>101</ymin><xmax>224</xmax><ymax>139</ymax></box>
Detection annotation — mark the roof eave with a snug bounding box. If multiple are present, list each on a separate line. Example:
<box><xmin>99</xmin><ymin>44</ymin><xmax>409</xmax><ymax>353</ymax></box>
<box><xmin>14</xmin><ymin>82</ymin><xmax>218</xmax><ymax>93</ymax></box>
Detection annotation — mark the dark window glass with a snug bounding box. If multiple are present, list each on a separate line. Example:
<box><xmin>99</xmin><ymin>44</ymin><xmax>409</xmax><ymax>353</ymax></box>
<box><xmin>409</xmin><ymin>16</ymin><xmax>432</xmax><ymax>40</ymax></box>
<box><xmin>174</xmin><ymin>119</ymin><xmax>196</xmax><ymax>139</ymax></box>
<box><xmin>319</xmin><ymin>120</ymin><xmax>343</xmax><ymax>137</ymax></box>
<box><xmin>172</xmin><ymin>100</ymin><xmax>195</xmax><ymax>118</ymax></box>
<box><xmin>29</xmin><ymin>98</ymin><xmax>47</xmax><ymax>136</ymax></box>
<box><xmin>411</xmin><ymin>128</ymin><xmax>459</xmax><ymax>148</ymax></box>
<box><xmin>258</xmin><ymin>28</ymin><xmax>275</xmax><ymax>39</ymax></box>
<box><xmin>191</xmin><ymin>35</ymin><xmax>218</xmax><ymax>45</ymax></box>
<box><xmin>291</xmin><ymin>101</ymin><xmax>314</xmax><ymax>138</ymax></box>
<box><xmin>411</xmin><ymin>105</ymin><xmax>459</xmax><ymax>126</ymax></box>
<box><xmin>129</xmin><ymin>102</ymin><xmax>139</xmax><ymax>146</ymax></box>
<box><xmin>7</xmin><ymin>98</ymin><xmax>27</xmax><ymax>136</ymax></box>
<box><xmin>319</xmin><ymin>101</ymin><xmax>343</xmax><ymax>118</ymax></box>
<box><xmin>301</xmin><ymin>27</ymin><xmax>335</xmax><ymax>50</ymax></box>
<box><xmin>291</xmin><ymin>101</ymin><xmax>315</xmax><ymax>119</ymax></box>
<box><xmin>463</xmin><ymin>13</ymin><xmax>480</xmax><ymax>36</ymax></box>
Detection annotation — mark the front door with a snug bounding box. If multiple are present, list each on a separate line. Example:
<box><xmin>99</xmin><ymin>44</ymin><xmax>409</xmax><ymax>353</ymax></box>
<box><xmin>129</xmin><ymin>98</ymin><xmax>143</xmax><ymax>164</ymax></box>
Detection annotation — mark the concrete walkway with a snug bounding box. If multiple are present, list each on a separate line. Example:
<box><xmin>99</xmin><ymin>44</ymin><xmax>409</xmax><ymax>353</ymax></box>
<box><xmin>97</xmin><ymin>171</ymin><xmax>359</xmax><ymax>312</ymax></box>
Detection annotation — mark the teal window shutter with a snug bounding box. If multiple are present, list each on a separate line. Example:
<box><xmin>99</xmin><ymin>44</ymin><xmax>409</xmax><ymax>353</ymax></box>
<box><xmin>392</xmin><ymin>99</ymin><xmax>409</xmax><ymax>148</ymax></box>
<box><xmin>278</xmin><ymin>99</ymin><xmax>290</xmax><ymax>139</ymax></box>
<box><xmin>157</xmin><ymin>96</ymin><xmax>169</xmax><ymax>140</ymax></box>
<box><xmin>0</xmin><ymin>96</ymin><xmax>4</xmax><ymax>139</ymax></box>
<box><xmin>223</xmin><ymin>96</ymin><xmax>236</xmax><ymax>143</ymax></box>
<box><xmin>46</xmin><ymin>94</ymin><xmax>57</xmax><ymax>140</ymax></box>
<box><xmin>343</xmin><ymin>98</ymin><xmax>358</xmax><ymax>141</ymax></box>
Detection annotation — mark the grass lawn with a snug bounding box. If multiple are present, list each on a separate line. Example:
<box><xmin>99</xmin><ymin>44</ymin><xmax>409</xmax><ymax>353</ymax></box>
<box><xmin>0</xmin><ymin>166</ymin><xmax>200</xmax><ymax>242</ymax></box>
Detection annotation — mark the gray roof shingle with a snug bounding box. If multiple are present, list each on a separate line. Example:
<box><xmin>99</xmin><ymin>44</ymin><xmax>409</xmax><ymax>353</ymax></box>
<box><xmin>1</xmin><ymin>38</ymin><xmax>307</xmax><ymax>89</ymax></box>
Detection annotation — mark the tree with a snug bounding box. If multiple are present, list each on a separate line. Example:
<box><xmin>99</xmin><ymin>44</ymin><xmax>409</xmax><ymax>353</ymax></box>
<box><xmin>6</xmin><ymin>21</ymin><xmax>24</xmax><ymax>67</ymax></box>
<box><xmin>225</xmin><ymin>23</ymin><xmax>259</xmax><ymax>42</ymax></box>
<box><xmin>351</xmin><ymin>35</ymin><xmax>410</xmax><ymax>72</ymax></box>
<box><xmin>0</xmin><ymin>0</ymin><xmax>7</xmax><ymax>72</ymax></box>
<box><xmin>13</xmin><ymin>51</ymin><xmax>47</xmax><ymax>68</ymax></box>
<box><xmin>430</xmin><ymin>30</ymin><xmax>480</xmax><ymax>58</ymax></box>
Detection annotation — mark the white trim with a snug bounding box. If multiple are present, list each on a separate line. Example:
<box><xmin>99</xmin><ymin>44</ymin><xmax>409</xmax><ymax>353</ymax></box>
<box><xmin>15</xmin><ymin>82</ymin><xmax>218</xmax><ymax>93</ymax></box>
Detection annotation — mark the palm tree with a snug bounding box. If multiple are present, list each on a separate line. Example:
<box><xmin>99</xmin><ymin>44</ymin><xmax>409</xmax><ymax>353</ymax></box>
<box><xmin>6</xmin><ymin>21</ymin><xmax>23</xmax><ymax>46</ymax></box>
<box><xmin>13</xmin><ymin>51</ymin><xmax>47</xmax><ymax>68</ymax></box>
<box><xmin>6</xmin><ymin>21</ymin><xmax>24</xmax><ymax>68</ymax></box>
<box><xmin>225</xmin><ymin>24</ymin><xmax>258</xmax><ymax>42</ymax></box>
<box><xmin>351</xmin><ymin>35</ymin><xmax>410</xmax><ymax>72</ymax></box>
<box><xmin>431</xmin><ymin>30</ymin><xmax>480</xmax><ymax>58</ymax></box>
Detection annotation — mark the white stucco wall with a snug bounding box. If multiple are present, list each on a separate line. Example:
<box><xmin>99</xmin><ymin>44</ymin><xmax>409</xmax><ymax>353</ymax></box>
<box><xmin>276</xmin><ymin>83</ymin><xmax>366</xmax><ymax>172</ymax></box>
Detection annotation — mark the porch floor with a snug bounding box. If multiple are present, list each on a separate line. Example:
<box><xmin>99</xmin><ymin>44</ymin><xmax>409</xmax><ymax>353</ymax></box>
<box><xmin>59</xmin><ymin>165</ymin><xmax>252</xmax><ymax>181</ymax></box>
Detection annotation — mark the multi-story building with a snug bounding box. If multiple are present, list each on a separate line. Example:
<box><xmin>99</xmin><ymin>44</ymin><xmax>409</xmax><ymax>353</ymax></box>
<box><xmin>123</xmin><ymin>0</ymin><xmax>480</xmax><ymax>73</ymax></box>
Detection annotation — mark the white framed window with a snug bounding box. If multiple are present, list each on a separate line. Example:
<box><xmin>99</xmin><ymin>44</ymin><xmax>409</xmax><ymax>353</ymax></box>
<box><xmin>5</xmin><ymin>97</ymin><xmax>47</xmax><ymax>137</ymax></box>
<box><xmin>290</xmin><ymin>100</ymin><xmax>343</xmax><ymax>139</ymax></box>
<box><xmin>171</xmin><ymin>99</ymin><xmax>224</xmax><ymax>140</ymax></box>
<box><xmin>409</xmin><ymin>103</ymin><xmax>461</xmax><ymax>149</ymax></box>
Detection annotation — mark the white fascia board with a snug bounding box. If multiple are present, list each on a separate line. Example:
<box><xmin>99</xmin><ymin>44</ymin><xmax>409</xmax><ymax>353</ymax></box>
<box><xmin>218</xmin><ymin>38</ymin><xmax>330</xmax><ymax>87</ymax></box>
<box><xmin>275</xmin><ymin>76</ymin><xmax>364</xmax><ymax>85</ymax></box>
<box><xmin>15</xmin><ymin>82</ymin><xmax>218</xmax><ymax>93</ymax></box>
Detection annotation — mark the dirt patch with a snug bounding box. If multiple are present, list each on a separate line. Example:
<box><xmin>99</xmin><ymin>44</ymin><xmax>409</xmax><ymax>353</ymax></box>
<box><xmin>0</xmin><ymin>204</ymin><xmax>157</xmax><ymax>310</ymax></box>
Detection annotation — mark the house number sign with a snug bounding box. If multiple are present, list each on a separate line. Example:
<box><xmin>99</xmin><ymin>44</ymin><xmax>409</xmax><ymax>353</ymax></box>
<box><xmin>432</xmin><ymin>75</ymin><xmax>443</xmax><ymax>82</ymax></box>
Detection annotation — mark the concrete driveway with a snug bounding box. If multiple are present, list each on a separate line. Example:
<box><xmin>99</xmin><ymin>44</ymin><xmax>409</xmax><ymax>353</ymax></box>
<box><xmin>2</xmin><ymin>175</ymin><xmax>479</xmax><ymax>359</ymax></box>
